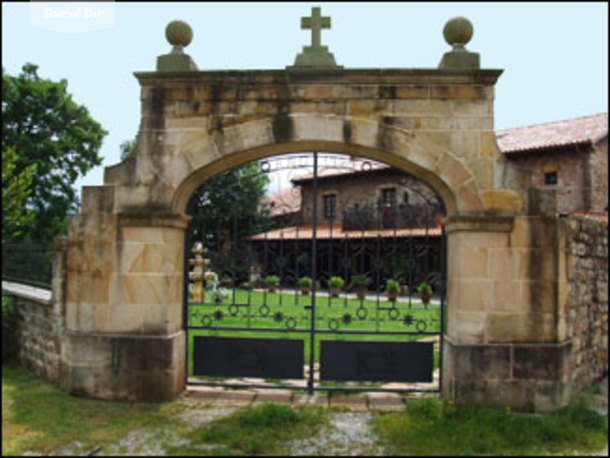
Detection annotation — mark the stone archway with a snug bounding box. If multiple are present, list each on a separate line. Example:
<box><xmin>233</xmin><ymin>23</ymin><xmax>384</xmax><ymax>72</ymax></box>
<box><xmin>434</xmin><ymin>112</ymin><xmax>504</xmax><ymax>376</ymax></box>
<box><xmin>60</xmin><ymin>18</ymin><xmax>572</xmax><ymax>412</ymax></box>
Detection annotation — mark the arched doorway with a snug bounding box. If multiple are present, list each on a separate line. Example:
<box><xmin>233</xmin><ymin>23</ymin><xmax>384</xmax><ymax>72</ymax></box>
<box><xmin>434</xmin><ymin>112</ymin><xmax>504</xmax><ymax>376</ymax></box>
<box><xmin>183</xmin><ymin>151</ymin><xmax>447</xmax><ymax>395</ymax></box>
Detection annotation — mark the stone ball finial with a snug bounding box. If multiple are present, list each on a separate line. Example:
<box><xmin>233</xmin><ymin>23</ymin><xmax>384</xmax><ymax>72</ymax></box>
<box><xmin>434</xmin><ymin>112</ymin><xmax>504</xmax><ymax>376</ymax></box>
<box><xmin>443</xmin><ymin>16</ymin><xmax>473</xmax><ymax>46</ymax></box>
<box><xmin>165</xmin><ymin>20</ymin><xmax>193</xmax><ymax>48</ymax></box>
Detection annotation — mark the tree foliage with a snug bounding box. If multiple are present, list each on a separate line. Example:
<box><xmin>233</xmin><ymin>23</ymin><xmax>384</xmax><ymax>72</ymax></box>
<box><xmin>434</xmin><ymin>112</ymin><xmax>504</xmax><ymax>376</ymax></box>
<box><xmin>186</xmin><ymin>162</ymin><xmax>273</xmax><ymax>253</ymax></box>
<box><xmin>2</xmin><ymin>63</ymin><xmax>107</xmax><ymax>242</ymax></box>
<box><xmin>2</xmin><ymin>147</ymin><xmax>36</xmax><ymax>243</ymax></box>
<box><xmin>119</xmin><ymin>133</ymin><xmax>139</xmax><ymax>161</ymax></box>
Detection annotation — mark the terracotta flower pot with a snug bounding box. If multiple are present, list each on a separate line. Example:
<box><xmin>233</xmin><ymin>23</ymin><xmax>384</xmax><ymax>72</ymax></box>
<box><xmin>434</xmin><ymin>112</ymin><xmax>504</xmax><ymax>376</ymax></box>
<box><xmin>420</xmin><ymin>292</ymin><xmax>431</xmax><ymax>305</ymax></box>
<box><xmin>330</xmin><ymin>287</ymin><xmax>341</xmax><ymax>298</ymax></box>
<box><xmin>301</xmin><ymin>287</ymin><xmax>311</xmax><ymax>295</ymax></box>
<box><xmin>356</xmin><ymin>288</ymin><xmax>367</xmax><ymax>300</ymax></box>
<box><xmin>386</xmin><ymin>291</ymin><xmax>398</xmax><ymax>302</ymax></box>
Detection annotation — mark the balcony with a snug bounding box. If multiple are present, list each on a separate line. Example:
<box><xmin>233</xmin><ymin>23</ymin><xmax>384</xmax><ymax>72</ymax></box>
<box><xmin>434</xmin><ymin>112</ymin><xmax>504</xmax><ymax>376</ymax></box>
<box><xmin>341</xmin><ymin>204</ymin><xmax>441</xmax><ymax>231</ymax></box>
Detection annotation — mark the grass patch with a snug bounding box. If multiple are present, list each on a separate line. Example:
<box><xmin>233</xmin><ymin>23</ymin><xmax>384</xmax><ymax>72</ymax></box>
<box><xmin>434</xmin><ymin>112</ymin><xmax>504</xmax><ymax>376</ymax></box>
<box><xmin>373</xmin><ymin>397</ymin><xmax>608</xmax><ymax>456</ymax></box>
<box><xmin>2</xmin><ymin>366</ymin><xmax>184</xmax><ymax>456</ymax></box>
<box><xmin>167</xmin><ymin>403</ymin><xmax>326</xmax><ymax>456</ymax></box>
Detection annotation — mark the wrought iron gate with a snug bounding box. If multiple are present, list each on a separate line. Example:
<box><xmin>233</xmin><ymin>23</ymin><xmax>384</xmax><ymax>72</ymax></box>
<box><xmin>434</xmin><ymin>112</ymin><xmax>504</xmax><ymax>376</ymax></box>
<box><xmin>184</xmin><ymin>152</ymin><xmax>446</xmax><ymax>394</ymax></box>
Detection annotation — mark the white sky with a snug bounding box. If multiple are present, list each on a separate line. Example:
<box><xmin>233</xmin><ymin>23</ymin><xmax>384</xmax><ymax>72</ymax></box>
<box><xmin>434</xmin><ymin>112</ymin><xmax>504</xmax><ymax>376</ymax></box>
<box><xmin>2</xmin><ymin>2</ymin><xmax>608</xmax><ymax>195</ymax></box>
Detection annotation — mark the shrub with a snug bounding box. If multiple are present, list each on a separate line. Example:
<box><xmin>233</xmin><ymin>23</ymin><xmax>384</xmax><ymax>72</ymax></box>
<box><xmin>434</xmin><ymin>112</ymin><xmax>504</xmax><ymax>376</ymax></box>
<box><xmin>386</xmin><ymin>278</ymin><xmax>401</xmax><ymax>292</ymax></box>
<box><xmin>265</xmin><ymin>275</ymin><xmax>280</xmax><ymax>286</ymax></box>
<box><xmin>298</xmin><ymin>276</ymin><xmax>312</xmax><ymax>288</ymax></box>
<box><xmin>2</xmin><ymin>294</ymin><xmax>18</xmax><ymax>364</ymax></box>
<box><xmin>348</xmin><ymin>275</ymin><xmax>371</xmax><ymax>290</ymax></box>
<box><xmin>417</xmin><ymin>282</ymin><xmax>433</xmax><ymax>295</ymax></box>
<box><xmin>328</xmin><ymin>276</ymin><xmax>345</xmax><ymax>288</ymax></box>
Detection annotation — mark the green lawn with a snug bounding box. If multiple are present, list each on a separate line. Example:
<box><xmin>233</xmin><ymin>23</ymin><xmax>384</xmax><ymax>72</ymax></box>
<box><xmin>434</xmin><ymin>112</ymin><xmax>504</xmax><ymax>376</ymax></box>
<box><xmin>1</xmin><ymin>366</ymin><xmax>184</xmax><ymax>456</ymax></box>
<box><xmin>373</xmin><ymin>397</ymin><xmax>608</xmax><ymax>456</ymax></box>
<box><xmin>187</xmin><ymin>289</ymin><xmax>442</xmax><ymax>382</ymax></box>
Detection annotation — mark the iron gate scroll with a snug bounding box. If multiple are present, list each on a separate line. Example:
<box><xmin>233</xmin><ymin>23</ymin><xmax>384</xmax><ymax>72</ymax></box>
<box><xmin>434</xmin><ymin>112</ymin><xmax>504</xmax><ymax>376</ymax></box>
<box><xmin>185</xmin><ymin>152</ymin><xmax>446</xmax><ymax>394</ymax></box>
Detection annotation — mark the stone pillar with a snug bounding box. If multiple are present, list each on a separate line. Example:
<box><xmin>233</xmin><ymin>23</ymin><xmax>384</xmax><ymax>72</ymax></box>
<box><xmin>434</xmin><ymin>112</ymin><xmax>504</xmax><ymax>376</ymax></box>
<box><xmin>442</xmin><ymin>214</ymin><xmax>572</xmax><ymax>412</ymax></box>
<box><xmin>60</xmin><ymin>187</ymin><xmax>190</xmax><ymax>401</ymax></box>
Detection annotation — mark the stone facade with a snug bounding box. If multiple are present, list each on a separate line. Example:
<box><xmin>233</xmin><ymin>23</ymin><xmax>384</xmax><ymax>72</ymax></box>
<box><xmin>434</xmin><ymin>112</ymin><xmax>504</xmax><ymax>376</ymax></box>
<box><xmin>561</xmin><ymin>214</ymin><xmax>608</xmax><ymax>392</ymax></box>
<box><xmin>503</xmin><ymin>141</ymin><xmax>607</xmax><ymax>214</ymax></box>
<box><xmin>293</xmin><ymin>165</ymin><xmax>440</xmax><ymax>227</ymax></box>
<box><xmin>497</xmin><ymin>114</ymin><xmax>608</xmax><ymax>214</ymax></box>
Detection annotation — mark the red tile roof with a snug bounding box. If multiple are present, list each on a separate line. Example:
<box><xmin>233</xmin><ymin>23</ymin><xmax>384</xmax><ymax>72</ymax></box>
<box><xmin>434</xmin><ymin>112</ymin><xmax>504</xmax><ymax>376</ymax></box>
<box><xmin>262</xmin><ymin>187</ymin><xmax>301</xmax><ymax>216</ymax></box>
<box><xmin>496</xmin><ymin>113</ymin><xmax>608</xmax><ymax>155</ymax></box>
<box><xmin>249</xmin><ymin>224</ymin><xmax>442</xmax><ymax>241</ymax></box>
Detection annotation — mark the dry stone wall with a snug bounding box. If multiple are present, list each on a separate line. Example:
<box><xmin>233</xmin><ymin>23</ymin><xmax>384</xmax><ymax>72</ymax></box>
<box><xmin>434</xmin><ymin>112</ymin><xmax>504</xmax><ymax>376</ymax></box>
<box><xmin>564</xmin><ymin>214</ymin><xmax>608</xmax><ymax>391</ymax></box>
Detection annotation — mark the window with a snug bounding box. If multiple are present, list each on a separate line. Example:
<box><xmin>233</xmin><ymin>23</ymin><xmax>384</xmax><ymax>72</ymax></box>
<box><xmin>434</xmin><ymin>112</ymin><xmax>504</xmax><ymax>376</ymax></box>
<box><xmin>323</xmin><ymin>194</ymin><xmax>337</xmax><ymax>219</ymax></box>
<box><xmin>381</xmin><ymin>188</ymin><xmax>396</xmax><ymax>208</ymax></box>
<box><xmin>403</xmin><ymin>191</ymin><xmax>410</xmax><ymax>204</ymax></box>
<box><xmin>544</xmin><ymin>171</ymin><xmax>558</xmax><ymax>185</ymax></box>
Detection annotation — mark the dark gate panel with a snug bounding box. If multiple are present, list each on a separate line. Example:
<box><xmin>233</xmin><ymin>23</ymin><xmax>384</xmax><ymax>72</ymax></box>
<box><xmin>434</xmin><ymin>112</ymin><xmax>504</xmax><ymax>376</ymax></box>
<box><xmin>193</xmin><ymin>336</ymin><xmax>304</xmax><ymax>379</ymax></box>
<box><xmin>320</xmin><ymin>340</ymin><xmax>433</xmax><ymax>382</ymax></box>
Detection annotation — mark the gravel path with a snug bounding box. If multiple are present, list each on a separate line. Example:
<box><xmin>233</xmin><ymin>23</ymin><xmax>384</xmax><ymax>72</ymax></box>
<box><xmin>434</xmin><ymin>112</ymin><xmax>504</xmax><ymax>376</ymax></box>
<box><xmin>287</xmin><ymin>412</ymin><xmax>386</xmax><ymax>456</ymax></box>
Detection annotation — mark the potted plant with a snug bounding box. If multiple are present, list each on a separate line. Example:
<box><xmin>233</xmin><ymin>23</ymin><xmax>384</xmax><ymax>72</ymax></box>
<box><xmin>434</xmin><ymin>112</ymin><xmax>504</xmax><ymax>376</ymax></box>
<box><xmin>417</xmin><ymin>281</ymin><xmax>433</xmax><ymax>307</ymax></box>
<box><xmin>385</xmin><ymin>278</ymin><xmax>400</xmax><ymax>302</ymax></box>
<box><xmin>265</xmin><ymin>275</ymin><xmax>280</xmax><ymax>293</ymax></box>
<box><xmin>298</xmin><ymin>276</ymin><xmax>312</xmax><ymax>295</ymax></box>
<box><xmin>348</xmin><ymin>275</ymin><xmax>371</xmax><ymax>300</ymax></box>
<box><xmin>328</xmin><ymin>276</ymin><xmax>344</xmax><ymax>298</ymax></box>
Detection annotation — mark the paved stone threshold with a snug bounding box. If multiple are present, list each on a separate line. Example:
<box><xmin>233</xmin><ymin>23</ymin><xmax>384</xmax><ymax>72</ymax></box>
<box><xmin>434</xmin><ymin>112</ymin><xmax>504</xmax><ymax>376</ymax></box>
<box><xmin>184</xmin><ymin>384</ymin><xmax>438</xmax><ymax>411</ymax></box>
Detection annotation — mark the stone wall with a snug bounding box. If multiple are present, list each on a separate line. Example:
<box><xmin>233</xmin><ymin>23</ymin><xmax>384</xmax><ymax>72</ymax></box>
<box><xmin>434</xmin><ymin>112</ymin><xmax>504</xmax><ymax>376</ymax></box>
<box><xmin>562</xmin><ymin>213</ymin><xmax>609</xmax><ymax>392</ymax></box>
<box><xmin>2</xmin><ymin>283</ymin><xmax>61</xmax><ymax>383</ymax></box>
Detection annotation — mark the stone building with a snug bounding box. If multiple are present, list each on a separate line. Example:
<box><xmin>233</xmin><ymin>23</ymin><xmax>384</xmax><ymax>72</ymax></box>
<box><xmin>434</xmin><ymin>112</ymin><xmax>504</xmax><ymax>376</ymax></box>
<box><xmin>497</xmin><ymin>112</ymin><xmax>608</xmax><ymax>214</ymax></box>
<box><xmin>253</xmin><ymin>159</ymin><xmax>445</xmax><ymax>290</ymax></box>
<box><xmin>263</xmin><ymin>112</ymin><xmax>608</xmax><ymax>231</ymax></box>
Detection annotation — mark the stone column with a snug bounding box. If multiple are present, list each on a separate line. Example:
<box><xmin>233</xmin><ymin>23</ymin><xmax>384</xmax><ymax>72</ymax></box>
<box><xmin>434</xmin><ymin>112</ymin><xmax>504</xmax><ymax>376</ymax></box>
<box><xmin>442</xmin><ymin>214</ymin><xmax>572</xmax><ymax>412</ymax></box>
<box><xmin>61</xmin><ymin>188</ymin><xmax>190</xmax><ymax>401</ymax></box>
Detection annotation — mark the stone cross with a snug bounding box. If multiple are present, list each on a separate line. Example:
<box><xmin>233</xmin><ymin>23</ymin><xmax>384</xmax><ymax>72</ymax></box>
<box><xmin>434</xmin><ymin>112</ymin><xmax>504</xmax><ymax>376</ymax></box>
<box><xmin>301</xmin><ymin>7</ymin><xmax>330</xmax><ymax>49</ymax></box>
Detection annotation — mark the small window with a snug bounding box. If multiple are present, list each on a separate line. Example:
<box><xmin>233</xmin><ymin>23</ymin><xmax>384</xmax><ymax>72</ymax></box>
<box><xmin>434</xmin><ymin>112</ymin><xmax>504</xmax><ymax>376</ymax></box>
<box><xmin>403</xmin><ymin>192</ymin><xmax>410</xmax><ymax>204</ymax></box>
<box><xmin>323</xmin><ymin>194</ymin><xmax>337</xmax><ymax>219</ymax></box>
<box><xmin>381</xmin><ymin>188</ymin><xmax>396</xmax><ymax>208</ymax></box>
<box><xmin>544</xmin><ymin>171</ymin><xmax>558</xmax><ymax>185</ymax></box>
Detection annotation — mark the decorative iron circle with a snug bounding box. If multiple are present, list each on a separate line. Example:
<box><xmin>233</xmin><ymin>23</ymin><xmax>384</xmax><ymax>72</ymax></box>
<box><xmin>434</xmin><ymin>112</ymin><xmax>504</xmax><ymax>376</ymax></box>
<box><xmin>229</xmin><ymin>304</ymin><xmax>239</xmax><ymax>316</ymax></box>
<box><xmin>328</xmin><ymin>318</ymin><xmax>340</xmax><ymax>330</ymax></box>
<box><xmin>285</xmin><ymin>317</ymin><xmax>297</xmax><ymax>330</ymax></box>
<box><xmin>388</xmin><ymin>307</ymin><xmax>399</xmax><ymax>320</ymax></box>
<box><xmin>416</xmin><ymin>320</ymin><xmax>428</xmax><ymax>332</ymax></box>
<box><xmin>356</xmin><ymin>307</ymin><xmax>367</xmax><ymax>320</ymax></box>
<box><xmin>201</xmin><ymin>315</ymin><xmax>212</xmax><ymax>328</ymax></box>
<box><xmin>259</xmin><ymin>304</ymin><xmax>270</xmax><ymax>316</ymax></box>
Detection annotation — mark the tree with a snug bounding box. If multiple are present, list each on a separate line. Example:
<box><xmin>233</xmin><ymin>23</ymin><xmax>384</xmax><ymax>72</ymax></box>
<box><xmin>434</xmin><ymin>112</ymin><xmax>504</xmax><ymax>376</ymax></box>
<box><xmin>2</xmin><ymin>63</ymin><xmax>107</xmax><ymax>242</ymax></box>
<box><xmin>2</xmin><ymin>147</ymin><xmax>37</xmax><ymax>243</ymax></box>
<box><xmin>120</xmin><ymin>133</ymin><xmax>139</xmax><ymax>161</ymax></box>
<box><xmin>186</xmin><ymin>162</ymin><xmax>272</xmax><ymax>252</ymax></box>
